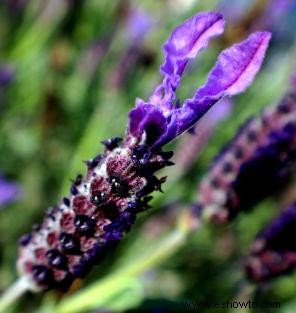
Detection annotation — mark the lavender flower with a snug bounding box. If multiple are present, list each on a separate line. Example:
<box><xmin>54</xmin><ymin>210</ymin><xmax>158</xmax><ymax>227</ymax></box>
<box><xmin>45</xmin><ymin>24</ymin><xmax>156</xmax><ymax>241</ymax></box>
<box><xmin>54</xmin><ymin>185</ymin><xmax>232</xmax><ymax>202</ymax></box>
<box><xmin>0</xmin><ymin>175</ymin><xmax>21</xmax><ymax>207</ymax></box>
<box><xmin>17</xmin><ymin>12</ymin><xmax>270</xmax><ymax>292</ymax></box>
<box><xmin>0</xmin><ymin>66</ymin><xmax>14</xmax><ymax>87</ymax></box>
<box><xmin>245</xmin><ymin>202</ymin><xmax>296</xmax><ymax>282</ymax></box>
<box><xmin>126</xmin><ymin>7</ymin><xmax>152</xmax><ymax>44</ymax></box>
<box><xmin>195</xmin><ymin>91</ymin><xmax>296</xmax><ymax>224</ymax></box>
<box><xmin>217</xmin><ymin>0</ymin><xmax>252</xmax><ymax>23</ymax></box>
<box><xmin>107</xmin><ymin>7</ymin><xmax>153</xmax><ymax>89</ymax></box>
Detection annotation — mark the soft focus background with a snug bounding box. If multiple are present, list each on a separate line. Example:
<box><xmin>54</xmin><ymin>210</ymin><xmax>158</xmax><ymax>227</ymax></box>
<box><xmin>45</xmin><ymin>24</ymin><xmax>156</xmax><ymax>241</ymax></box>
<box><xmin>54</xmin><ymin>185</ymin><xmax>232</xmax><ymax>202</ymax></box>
<box><xmin>1</xmin><ymin>0</ymin><xmax>296</xmax><ymax>312</ymax></box>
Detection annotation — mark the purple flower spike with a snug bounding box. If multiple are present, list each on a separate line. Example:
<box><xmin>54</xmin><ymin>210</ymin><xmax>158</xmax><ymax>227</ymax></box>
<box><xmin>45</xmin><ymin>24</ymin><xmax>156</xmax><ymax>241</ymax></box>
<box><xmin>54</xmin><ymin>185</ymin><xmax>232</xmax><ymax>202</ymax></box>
<box><xmin>127</xmin><ymin>13</ymin><xmax>270</xmax><ymax>149</ymax></box>
<box><xmin>195</xmin><ymin>91</ymin><xmax>296</xmax><ymax>224</ymax></box>
<box><xmin>195</xmin><ymin>32</ymin><xmax>271</xmax><ymax>100</ymax></box>
<box><xmin>17</xmin><ymin>12</ymin><xmax>270</xmax><ymax>293</ymax></box>
<box><xmin>245</xmin><ymin>202</ymin><xmax>296</xmax><ymax>282</ymax></box>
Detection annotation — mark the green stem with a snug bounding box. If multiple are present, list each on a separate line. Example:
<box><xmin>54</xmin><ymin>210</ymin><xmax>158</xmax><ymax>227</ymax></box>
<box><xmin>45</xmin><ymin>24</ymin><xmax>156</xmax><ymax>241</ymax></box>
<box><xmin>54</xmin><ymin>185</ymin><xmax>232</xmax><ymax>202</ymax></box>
<box><xmin>0</xmin><ymin>277</ymin><xmax>31</xmax><ymax>313</ymax></box>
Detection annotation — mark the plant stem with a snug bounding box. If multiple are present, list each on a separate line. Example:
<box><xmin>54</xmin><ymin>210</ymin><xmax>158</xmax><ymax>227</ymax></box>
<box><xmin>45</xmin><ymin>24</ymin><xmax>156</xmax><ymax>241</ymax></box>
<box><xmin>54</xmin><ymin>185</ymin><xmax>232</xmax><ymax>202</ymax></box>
<box><xmin>0</xmin><ymin>277</ymin><xmax>30</xmax><ymax>313</ymax></box>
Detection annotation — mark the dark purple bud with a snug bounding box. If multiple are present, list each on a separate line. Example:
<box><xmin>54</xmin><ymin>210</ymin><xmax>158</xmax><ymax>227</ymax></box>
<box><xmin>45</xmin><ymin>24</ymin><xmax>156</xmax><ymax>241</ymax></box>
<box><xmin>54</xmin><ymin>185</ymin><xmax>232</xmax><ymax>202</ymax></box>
<box><xmin>73</xmin><ymin>174</ymin><xmax>83</xmax><ymax>186</ymax></box>
<box><xmin>101</xmin><ymin>137</ymin><xmax>122</xmax><ymax>150</ymax></box>
<box><xmin>59</xmin><ymin>233</ymin><xmax>81</xmax><ymax>255</ymax></box>
<box><xmin>100</xmin><ymin>203</ymin><xmax>119</xmax><ymax>221</ymax></box>
<box><xmin>74</xmin><ymin>215</ymin><xmax>95</xmax><ymax>236</ymax></box>
<box><xmin>32</xmin><ymin>265</ymin><xmax>54</xmax><ymax>286</ymax></box>
<box><xmin>46</xmin><ymin>249</ymin><xmax>68</xmax><ymax>270</ymax></box>
<box><xmin>109</xmin><ymin>174</ymin><xmax>129</xmax><ymax>196</ymax></box>
<box><xmin>70</xmin><ymin>185</ymin><xmax>79</xmax><ymax>195</ymax></box>
<box><xmin>131</xmin><ymin>145</ymin><xmax>151</xmax><ymax>167</ymax></box>
<box><xmin>63</xmin><ymin>197</ymin><xmax>70</xmax><ymax>206</ymax></box>
<box><xmin>84</xmin><ymin>154</ymin><xmax>103</xmax><ymax>169</ymax></box>
<box><xmin>90</xmin><ymin>191</ymin><xmax>107</xmax><ymax>207</ymax></box>
<box><xmin>18</xmin><ymin>234</ymin><xmax>31</xmax><ymax>246</ymax></box>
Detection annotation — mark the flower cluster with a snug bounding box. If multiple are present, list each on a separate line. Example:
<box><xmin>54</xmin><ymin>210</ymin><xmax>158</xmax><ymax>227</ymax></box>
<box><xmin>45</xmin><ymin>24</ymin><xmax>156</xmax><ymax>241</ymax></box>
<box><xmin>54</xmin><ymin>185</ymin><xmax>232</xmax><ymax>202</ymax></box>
<box><xmin>245</xmin><ymin>202</ymin><xmax>296</xmax><ymax>282</ymax></box>
<box><xmin>195</xmin><ymin>91</ymin><xmax>296</xmax><ymax>223</ymax></box>
<box><xmin>17</xmin><ymin>12</ymin><xmax>270</xmax><ymax>291</ymax></box>
<box><xmin>18</xmin><ymin>141</ymin><xmax>171</xmax><ymax>290</ymax></box>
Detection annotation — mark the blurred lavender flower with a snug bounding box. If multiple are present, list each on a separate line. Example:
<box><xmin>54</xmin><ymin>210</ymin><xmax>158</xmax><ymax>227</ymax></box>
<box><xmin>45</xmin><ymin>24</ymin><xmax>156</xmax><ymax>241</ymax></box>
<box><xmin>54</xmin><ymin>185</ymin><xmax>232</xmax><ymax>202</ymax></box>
<box><xmin>245</xmin><ymin>202</ymin><xmax>296</xmax><ymax>282</ymax></box>
<box><xmin>0</xmin><ymin>175</ymin><xmax>21</xmax><ymax>207</ymax></box>
<box><xmin>195</xmin><ymin>91</ymin><xmax>296</xmax><ymax>224</ymax></box>
<box><xmin>258</xmin><ymin>0</ymin><xmax>296</xmax><ymax>44</ymax></box>
<box><xmin>217</xmin><ymin>0</ymin><xmax>252</xmax><ymax>22</ymax></box>
<box><xmin>107</xmin><ymin>7</ymin><xmax>154</xmax><ymax>89</ymax></box>
<box><xmin>78</xmin><ymin>36</ymin><xmax>114</xmax><ymax>79</ymax></box>
<box><xmin>6</xmin><ymin>0</ymin><xmax>27</xmax><ymax>14</ymax></box>
<box><xmin>0</xmin><ymin>66</ymin><xmax>14</xmax><ymax>87</ymax></box>
<box><xmin>17</xmin><ymin>12</ymin><xmax>270</xmax><ymax>292</ymax></box>
<box><xmin>126</xmin><ymin>7</ymin><xmax>152</xmax><ymax>44</ymax></box>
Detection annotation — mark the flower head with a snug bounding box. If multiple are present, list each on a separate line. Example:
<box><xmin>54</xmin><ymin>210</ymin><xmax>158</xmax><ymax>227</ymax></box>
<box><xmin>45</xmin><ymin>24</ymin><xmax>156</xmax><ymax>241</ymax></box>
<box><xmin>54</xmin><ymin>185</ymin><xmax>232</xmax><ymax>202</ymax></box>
<box><xmin>195</xmin><ymin>91</ymin><xmax>296</xmax><ymax>223</ymax></box>
<box><xmin>17</xmin><ymin>12</ymin><xmax>270</xmax><ymax>291</ymax></box>
<box><xmin>245</xmin><ymin>202</ymin><xmax>296</xmax><ymax>282</ymax></box>
<box><xmin>127</xmin><ymin>12</ymin><xmax>270</xmax><ymax>148</ymax></box>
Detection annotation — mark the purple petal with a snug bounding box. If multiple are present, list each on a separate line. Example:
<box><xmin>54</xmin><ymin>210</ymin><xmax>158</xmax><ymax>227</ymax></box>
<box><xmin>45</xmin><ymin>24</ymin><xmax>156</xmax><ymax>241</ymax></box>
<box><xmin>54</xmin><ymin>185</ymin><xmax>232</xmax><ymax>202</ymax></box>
<box><xmin>150</xmin><ymin>12</ymin><xmax>225</xmax><ymax>106</ymax></box>
<box><xmin>0</xmin><ymin>175</ymin><xmax>22</xmax><ymax>207</ymax></box>
<box><xmin>128</xmin><ymin>103</ymin><xmax>167</xmax><ymax>145</ymax></box>
<box><xmin>162</xmin><ymin>12</ymin><xmax>224</xmax><ymax>64</ymax></box>
<box><xmin>195</xmin><ymin>31</ymin><xmax>271</xmax><ymax>100</ymax></box>
<box><xmin>152</xmin><ymin>32</ymin><xmax>271</xmax><ymax>148</ymax></box>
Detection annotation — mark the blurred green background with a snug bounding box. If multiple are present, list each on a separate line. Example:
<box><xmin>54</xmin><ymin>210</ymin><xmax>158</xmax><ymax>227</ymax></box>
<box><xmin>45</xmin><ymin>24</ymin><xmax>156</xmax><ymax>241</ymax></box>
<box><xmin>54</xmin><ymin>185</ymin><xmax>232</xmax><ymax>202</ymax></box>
<box><xmin>0</xmin><ymin>0</ymin><xmax>296</xmax><ymax>312</ymax></box>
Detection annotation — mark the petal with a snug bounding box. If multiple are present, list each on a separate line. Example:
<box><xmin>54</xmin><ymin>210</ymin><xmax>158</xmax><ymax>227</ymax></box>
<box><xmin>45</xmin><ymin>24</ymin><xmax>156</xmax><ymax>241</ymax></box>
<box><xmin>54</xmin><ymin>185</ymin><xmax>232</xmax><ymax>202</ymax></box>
<box><xmin>162</xmin><ymin>12</ymin><xmax>224</xmax><ymax>63</ymax></box>
<box><xmin>155</xmin><ymin>31</ymin><xmax>271</xmax><ymax>147</ymax></box>
<box><xmin>195</xmin><ymin>31</ymin><xmax>271</xmax><ymax>100</ymax></box>
<box><xmin>128</xmin><ymin>103</ymin><xmax>167</xmax><ymax>145</ymax></box>
<box><xmin>152</xmin><ymin>107</ymin><xmax>195</xmax><ymax>147</ymax></box>
<box><xmin>150</xmin><ymin>12</ymin><xmax>225</xmax><ymax>107</ymax></box>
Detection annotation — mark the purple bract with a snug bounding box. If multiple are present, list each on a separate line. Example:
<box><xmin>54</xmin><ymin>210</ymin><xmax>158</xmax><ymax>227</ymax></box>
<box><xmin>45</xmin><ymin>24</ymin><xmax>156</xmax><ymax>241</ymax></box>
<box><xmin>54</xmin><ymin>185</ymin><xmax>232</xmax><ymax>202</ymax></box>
<box><xmin>127</xmin><ymin>12</ymin><xmax>270</xmax><ymax>148</ymax></box>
